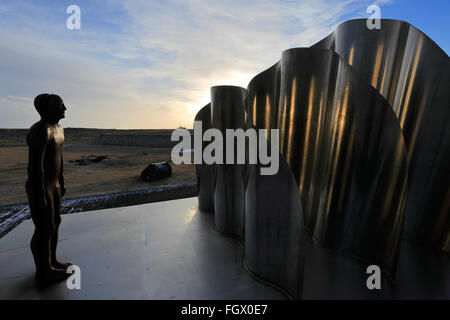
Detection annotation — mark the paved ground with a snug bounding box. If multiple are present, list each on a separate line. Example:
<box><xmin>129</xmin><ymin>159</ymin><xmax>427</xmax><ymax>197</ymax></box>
<box><xmin>0</xmin><ymin>197</ymin><xmax>285</xmax><ymax>300</ymax></box>
<box><xmin>0</xmin><ymin>197</ymin><xmax>448</xmax><ymax>299</ymax></box>
<box><xmin>0</xmin><ymin>185</ymin><xmax>197</xmax><ymax>239</ymax></box>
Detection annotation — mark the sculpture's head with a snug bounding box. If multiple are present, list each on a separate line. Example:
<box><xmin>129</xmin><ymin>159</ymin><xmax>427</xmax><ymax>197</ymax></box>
<box><xmin>34</xmin><ymin>93</ymin><xmax>67</xmax><ymax>123</ymax></box>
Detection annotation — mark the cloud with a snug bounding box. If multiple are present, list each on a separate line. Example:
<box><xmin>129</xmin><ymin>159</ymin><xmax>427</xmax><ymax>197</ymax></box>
<box><xmin>0</xmin><ymin>96</ymin><xmax>37</xmax><ymax>127</ymax></box>
<box><xmin>0</xmin><ymin>0</ymin><xmax>382</xmax><ymax>129</ymax></box>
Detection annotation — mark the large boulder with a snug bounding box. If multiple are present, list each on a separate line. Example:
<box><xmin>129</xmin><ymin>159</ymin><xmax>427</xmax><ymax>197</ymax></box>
<box><xmin>140</xmin><ymin>161</ymin><xmax>172</xmax><ymax>181</ymax></box>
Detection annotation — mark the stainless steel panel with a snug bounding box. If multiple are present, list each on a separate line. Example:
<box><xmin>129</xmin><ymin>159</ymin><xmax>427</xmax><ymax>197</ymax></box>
<box><xmin>244</xmin><ymin>119</ymin><xmax>304</xmax><ymax>299</ymax></box>
<box><xmin>210</xmin><ymin>86</ymin><xmax>247</xmax><ymax>240</ymax></box>
<box><xmin>313</xmin><ymin>19</ymin><xmax>450</xmax><ymax>253</ymax></box>
<box><xmin>193</xmin><ymin>18</ymin><xmax>447</xmax><ymax>296</ymax></box>
<box><xmin>247</xmin><ymin>48</ymin><xmax>408</xmax><ymax>275</ymax></box>
<box><xmin>194</xmin><ymin>103</ymin><xmax>215</xmax><ymax>211</ymax></box>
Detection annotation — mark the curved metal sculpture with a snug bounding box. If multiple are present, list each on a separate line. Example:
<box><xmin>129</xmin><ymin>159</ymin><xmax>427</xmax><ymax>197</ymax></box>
<box><xmin>195</xmin><ymin>103</ymin><xmax>215</xmax><ymax>212</ymax></box>
<box><xmin>243</xmin><ymin>119</ymin><xmax>304</xmax><ymax>299</ymax></box>
<box><xmin>246</xmin><ymin>63</ymin><xmax>281</xmax><ymax>136</ymax></box>
<box><xmin>312</xmin><ymin>19</ymin><xmax>450</xmax><ymax>253</ymax></box>
<box><xmin>247</xmin><ymin>48</ymin><xmax>408</xmax><ymax>275</ymax></box>
<box><xmin>210</xmin><ymin>86</ymin><xmax>247</xmax><ymax>240</ymax></box>
<box><xmin>194</xmin><ymin>19</ymin><xmax>449</xmax><ymax>299</ymax></box>
<box><xmin>196</xmin><ymin>86</ymin><xmax>305</xmax><ymax>298</ymax></box>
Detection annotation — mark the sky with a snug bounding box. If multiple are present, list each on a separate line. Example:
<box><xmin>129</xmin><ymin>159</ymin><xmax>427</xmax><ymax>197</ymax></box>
<box><xmin>0</xmin><ymin>0</ymin><xmax>448</xmax><ymax>129</ymax></box>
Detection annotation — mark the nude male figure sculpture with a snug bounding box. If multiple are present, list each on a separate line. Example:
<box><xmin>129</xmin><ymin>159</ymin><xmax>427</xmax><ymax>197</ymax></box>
<box><xmin>26</xmin><ymin>93</ymin><xmax>71</xmax><ymax>284</ymax></box>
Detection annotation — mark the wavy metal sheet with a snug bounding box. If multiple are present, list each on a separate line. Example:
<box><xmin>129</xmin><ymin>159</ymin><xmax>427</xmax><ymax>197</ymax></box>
<box><xmin>194</xmin><ymin>103</ymin><xmax>215</xmax><ymax>211</ymax></box>
<box><xmin>210</xmin><ymin>86</ymin><xmax>247</xmax><ymax>240</ymax></box>
<box><xmin>243</xmin><ymin>119</ymin><xmax>304</xmax><ymax>299</ymax></box>
<box><xmin>312</xmin><ymin>19</ymin><xmax>450</xmax><ymax>253</ymax></box>
<box><xmin>246</xmin><ymin>63</ymin><xmax>281</xmax><ymax>138</ymax></box>
<box><xmin>193</xmin><ymin>18</ymin><xmax>448</xmax><ymax>297</ymax></box>
<box><xmin>247</xmin><ymin>48</ymin><xmax>408</xmax><ymax>274</ymax></box>
<box><xmin>197</xmin><ymin>86</ymin><xmax>305</xmax><ymax>298</ymax></box>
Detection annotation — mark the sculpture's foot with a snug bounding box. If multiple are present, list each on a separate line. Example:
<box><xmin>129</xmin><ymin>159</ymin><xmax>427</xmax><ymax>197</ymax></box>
<box><xmin>35</xmin><ymin>268</ymin><xmax>69</xmax><ymax>285</ymax></box>
<box><xmin>52</xmin><ymin>261</ymin><xmax>72</xmax><ymax>269</ymax></box>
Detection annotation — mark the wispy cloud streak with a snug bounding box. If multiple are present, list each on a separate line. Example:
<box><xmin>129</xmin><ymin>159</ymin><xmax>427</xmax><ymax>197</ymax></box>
<box><xmin>0</xmin><ymin>0</ymin><xmax>382</xmax><ymax>128</ymax></box>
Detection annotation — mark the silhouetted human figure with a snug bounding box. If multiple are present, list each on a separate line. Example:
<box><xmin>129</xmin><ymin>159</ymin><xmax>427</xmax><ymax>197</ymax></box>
<box><xmin>26</xmin><ymin>93</ymin><xmax>71</xmax><ymax>284</ymax></box>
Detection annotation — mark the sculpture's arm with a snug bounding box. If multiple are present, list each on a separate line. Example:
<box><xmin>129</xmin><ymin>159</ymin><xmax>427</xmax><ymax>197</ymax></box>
<box><xmin>59</xmin><ymin>153</ymin><xmax>66</xmax><ymax>197</ymax></box>
<box><xmin>29</xmin><ymin>127</ymin><xmax>49</xmax><ymax>207</ymax></box>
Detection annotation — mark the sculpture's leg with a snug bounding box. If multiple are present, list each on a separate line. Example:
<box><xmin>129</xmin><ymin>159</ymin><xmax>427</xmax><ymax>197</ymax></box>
<box><xmin>31</xmin><ymin>191</ymin><xmax>68</xmax><ymax>284</ymax></box>
<box><xmin>28</xmin><ymin>193</ymin><xmax>44</xmax><ymax>274</ymax></box>
<box><xmin>50</xmin><ymin>188</ymin><xmax>71</xmax><ymax>269</ymax></box>
<box><xmin>30</xmin><ymin>226</ymin><xmax>40</xmax><ymax>272</ymax></box>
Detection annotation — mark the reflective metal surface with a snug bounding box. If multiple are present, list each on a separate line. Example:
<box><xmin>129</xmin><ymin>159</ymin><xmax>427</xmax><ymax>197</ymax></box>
<box><xmin>0</xmin><ymin>198</ymin><xmax>286</xmax><ymax>299</ymax></box>
<box><xmin>313</xmin><ymin>19</ymin><xmax>450</xmax><ymax>254</ymax></box>
<box><xmin>247</xmin><ymin>48</ymin><xmax>408</xmax><ymax>275</ymax></box>
<box><xmin>193</xmin><ymin>18</ymin><xmax>448</xmax><ymax>298</ymax></box>
<box><xmin>210</xmin><ymin>86</ymin><xmax>247</xmax><ymax>240</ymax></box>
<box><xmin>194</xmin><ymin>103</ymin><xmax>215</xmax><ymax>212</ymax></box>
<box><xmin>246</xmin><ymin>63</ymin><xmax>281</xmax><ymax>138</ymax></box>
<box><xmin>243</xmin><ymin>119</ymin><xmax>304</xmax><ymax>299</ymax></box>
<box><xmin>1</xmin><ymin>197</ymin><xmax>448</xmax><ymax>299</ymax></box>
<box><xmin>195</xmin><ymin>86</ymin><xmax>305</xmax><ymax>298</ymax></box>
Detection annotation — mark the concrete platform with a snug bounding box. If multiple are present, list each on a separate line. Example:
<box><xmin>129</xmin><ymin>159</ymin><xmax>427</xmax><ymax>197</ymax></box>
<box><xmin>0</xmin><ymin>197</ymin><xmax>285</xmax><ymax>300</ymax></box>
<box><xmin>0</xmin><ymin>197</ymin><xmax>448</xmax><ymax>299</ymax></box>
